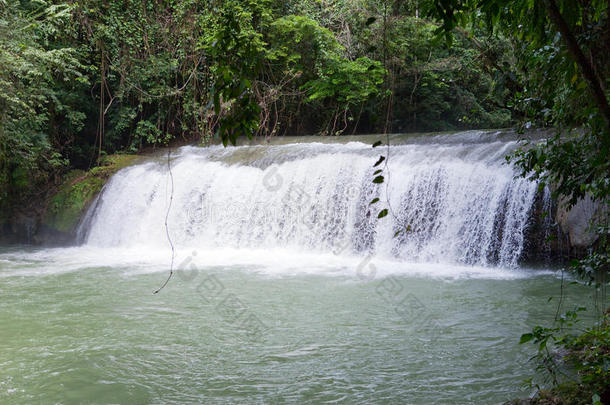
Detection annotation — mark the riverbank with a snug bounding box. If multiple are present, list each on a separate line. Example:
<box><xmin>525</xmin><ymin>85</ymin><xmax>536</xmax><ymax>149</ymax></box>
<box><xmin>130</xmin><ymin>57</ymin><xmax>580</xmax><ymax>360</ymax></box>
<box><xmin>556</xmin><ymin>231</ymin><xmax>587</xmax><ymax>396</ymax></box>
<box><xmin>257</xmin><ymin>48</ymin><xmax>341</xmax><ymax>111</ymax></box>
<box><xmin>0</xmin><ymin>154</ymin><xmax>139</xmax><ymax>245</ymax></box>
<box><xmin>505</xmin><ymin>310</ymin><xmax>610</xmax><ymax>405</ymax></box>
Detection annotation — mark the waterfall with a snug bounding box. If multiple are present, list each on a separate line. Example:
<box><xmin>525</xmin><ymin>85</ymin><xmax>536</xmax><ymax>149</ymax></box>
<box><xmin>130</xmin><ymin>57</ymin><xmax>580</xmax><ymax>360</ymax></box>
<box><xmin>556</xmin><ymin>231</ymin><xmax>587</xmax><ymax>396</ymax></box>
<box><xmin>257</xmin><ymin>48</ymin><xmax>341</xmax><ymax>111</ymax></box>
<box><xmin>80</xmin><ymin>131</ymin><xmax>540</xmax><ymax>267</ymax></box>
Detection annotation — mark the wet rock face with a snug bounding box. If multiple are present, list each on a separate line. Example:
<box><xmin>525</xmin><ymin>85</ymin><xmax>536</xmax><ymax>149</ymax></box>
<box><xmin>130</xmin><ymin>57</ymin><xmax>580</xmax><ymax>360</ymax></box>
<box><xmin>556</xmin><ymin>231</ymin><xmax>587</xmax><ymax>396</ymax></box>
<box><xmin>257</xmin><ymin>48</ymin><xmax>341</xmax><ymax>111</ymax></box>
<box><xmin>32</xmin><ymin>224</ymin><xmax>74</xmax><ymax>246</ymax></box>
<box><xmin>0</xmin><ymin>212</ymin><xmax>75</xmax><ymax>246</ymax></box>
<box><xmin>520</xmin><ymin>189</ymin><xmax>607</xmax><ymax>266</ymax></box>
<box><xmin>556</xmin><ymin>196</ymin><xmax>605</xmax><ymax>248</ymax></box>
<box><xmin>0</xmin><ymin>214</ymin><xmax>37</xmax><ymax>244</ymax></box>
<box><xmin>520</xmin><ymin>188</ymin><xmax>566</xmax><ymax>266</ymax></box>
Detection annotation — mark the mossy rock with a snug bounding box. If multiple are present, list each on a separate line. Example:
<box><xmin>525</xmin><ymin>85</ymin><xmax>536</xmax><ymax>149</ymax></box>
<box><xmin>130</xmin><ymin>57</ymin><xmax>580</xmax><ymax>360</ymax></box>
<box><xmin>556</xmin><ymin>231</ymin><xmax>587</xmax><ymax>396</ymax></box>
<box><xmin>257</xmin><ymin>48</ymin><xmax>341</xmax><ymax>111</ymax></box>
<box><xmin>533</xmin><ymin>384</ymin><xmax>593</xmax><ymax>405</ymax></box>
<box><xmin>42</xmin><ymin>154</ymin><xmax>138</xmax><ymax>234</ymax></box>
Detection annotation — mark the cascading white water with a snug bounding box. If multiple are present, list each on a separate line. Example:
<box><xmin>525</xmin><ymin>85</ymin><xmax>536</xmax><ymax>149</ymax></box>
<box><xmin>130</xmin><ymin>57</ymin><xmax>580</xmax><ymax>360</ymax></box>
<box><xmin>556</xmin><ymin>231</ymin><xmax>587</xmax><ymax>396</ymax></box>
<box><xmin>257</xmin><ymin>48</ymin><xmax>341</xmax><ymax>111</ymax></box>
<box><xmin>80</xmin><ymin>131</ymin><xmax>539</xmax><ymax>268</ymax></box>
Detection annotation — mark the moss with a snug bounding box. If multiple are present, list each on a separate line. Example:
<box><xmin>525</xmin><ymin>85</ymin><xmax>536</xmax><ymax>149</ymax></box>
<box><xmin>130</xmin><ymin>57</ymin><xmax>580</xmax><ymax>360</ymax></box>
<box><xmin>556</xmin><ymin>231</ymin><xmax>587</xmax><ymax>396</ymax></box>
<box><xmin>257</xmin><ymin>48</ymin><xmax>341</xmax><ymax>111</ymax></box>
<box><xmin>533</xmin><ymin>384</ymin><xmax>592</xmax><ymax>405</ymax></box>
<box><xmin>42</xmin><ymin>154</ymin><xmax>138</xmax><ymax>233</ymax></box>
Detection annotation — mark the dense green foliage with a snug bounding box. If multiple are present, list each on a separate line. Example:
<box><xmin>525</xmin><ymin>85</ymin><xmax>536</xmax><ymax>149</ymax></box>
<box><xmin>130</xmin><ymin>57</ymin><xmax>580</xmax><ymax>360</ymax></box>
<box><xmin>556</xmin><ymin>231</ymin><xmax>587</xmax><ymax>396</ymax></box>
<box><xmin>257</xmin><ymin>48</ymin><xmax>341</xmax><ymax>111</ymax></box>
<box><xmin>1</xmin><ymin>0</ymin><xmax>519</xmax><ymax>216</ymax></box>
<box><xmin>427</xmin><ymin>0</ymin><xmax>609</xmax><ymax>206</ymax></box>
<box><xmin>0</xmin><ymin>1</ymin><xmax>88</xmax><ymax>217</ymax></box>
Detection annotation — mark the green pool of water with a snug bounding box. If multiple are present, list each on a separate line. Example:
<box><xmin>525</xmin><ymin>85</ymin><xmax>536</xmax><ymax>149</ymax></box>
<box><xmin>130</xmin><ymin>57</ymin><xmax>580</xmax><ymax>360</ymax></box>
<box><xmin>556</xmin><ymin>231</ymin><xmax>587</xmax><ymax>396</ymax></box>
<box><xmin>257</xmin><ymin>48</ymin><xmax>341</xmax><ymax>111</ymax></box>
<box><xmin>0</xmin><ymin>247</ymin><xmax>592</xmax><ymax>404</ymax></box>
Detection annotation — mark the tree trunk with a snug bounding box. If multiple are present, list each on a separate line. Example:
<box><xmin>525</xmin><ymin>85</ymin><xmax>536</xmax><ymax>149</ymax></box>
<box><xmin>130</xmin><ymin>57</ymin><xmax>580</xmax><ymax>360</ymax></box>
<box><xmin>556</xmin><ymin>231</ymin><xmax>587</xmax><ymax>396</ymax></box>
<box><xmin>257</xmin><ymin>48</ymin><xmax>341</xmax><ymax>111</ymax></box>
<box><xmin>544</xmin><ymin>0</ymin><xmax>610</xmax><ymax>128</ymax></box>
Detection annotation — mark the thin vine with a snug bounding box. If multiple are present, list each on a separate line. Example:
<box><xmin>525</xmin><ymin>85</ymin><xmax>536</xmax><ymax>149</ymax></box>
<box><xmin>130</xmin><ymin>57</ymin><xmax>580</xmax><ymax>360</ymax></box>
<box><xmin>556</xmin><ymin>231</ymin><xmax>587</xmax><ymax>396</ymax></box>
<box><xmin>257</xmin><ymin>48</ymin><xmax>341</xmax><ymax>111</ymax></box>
<box><xmin>153</xmin><ymin>148</ymin><xmax>175</xmax><ymax>294</ymax></box>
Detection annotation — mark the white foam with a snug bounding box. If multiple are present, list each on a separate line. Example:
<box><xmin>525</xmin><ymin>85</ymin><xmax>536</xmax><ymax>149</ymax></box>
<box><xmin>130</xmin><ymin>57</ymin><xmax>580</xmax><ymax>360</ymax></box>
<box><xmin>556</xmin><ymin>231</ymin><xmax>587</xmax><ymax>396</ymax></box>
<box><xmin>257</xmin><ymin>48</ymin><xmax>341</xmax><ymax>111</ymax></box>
<box><xmin>0</xmin><ymin>246</ymin><xmax>553</xmax><ymax>280</ymax></box>
<box><xmin>80</xmin><ymin>132</ymin><xmax>539</xmax><ymax>269</ymax></box>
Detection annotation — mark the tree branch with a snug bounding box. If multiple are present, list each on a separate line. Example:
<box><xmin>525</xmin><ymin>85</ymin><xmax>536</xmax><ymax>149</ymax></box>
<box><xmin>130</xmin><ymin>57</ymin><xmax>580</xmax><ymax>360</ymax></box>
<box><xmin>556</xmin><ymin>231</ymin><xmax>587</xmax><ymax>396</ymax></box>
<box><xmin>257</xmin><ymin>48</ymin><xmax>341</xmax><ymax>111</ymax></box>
<box><xmin>544</xmin><ymin>0</ymin><xmax>610</xmax><ymax>128</ymax></box>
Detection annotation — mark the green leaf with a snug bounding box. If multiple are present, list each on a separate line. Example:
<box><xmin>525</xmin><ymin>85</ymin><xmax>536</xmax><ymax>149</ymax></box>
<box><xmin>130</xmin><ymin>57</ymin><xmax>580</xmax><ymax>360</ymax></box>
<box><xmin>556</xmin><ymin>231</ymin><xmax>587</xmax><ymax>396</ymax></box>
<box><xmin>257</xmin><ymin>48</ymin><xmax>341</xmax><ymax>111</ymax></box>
<box><xmin>373</xmin><ymin>155</ymin><xmax>385</xmax><ymax>166</ymax></box>
<box><xmin>372</xmin><ymin>141</ymin><xmax>382</xmax><ymax>148</ymax></box>
<box><xmin>370</xmin><ymin>197</ymin><xmax>380</xmax><ymax>205</ymax></box>
<box><xmin>539</xmin><ymin>338</ymin><xmax>548</xmax><ymax>350</ymax></box>
<box><xmin>378</xmin><ymin>209</ymin><xmax>388</xmax><ymax>218</ymax></box>
<box><xmin>373</xmin><ymin>169</ymin><xmax>382</xmax><ymax>175</ymax></box>
<box><xmin>372</xmin><ymin>175</ymin><xmax>384</xmax><ymax>184</ymax></box>
<box><xmin>520</xmin><ymin>333</ymin><xmax>534</xmax><ymax>344</ymax></box>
